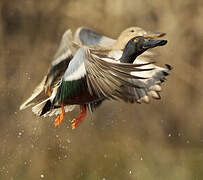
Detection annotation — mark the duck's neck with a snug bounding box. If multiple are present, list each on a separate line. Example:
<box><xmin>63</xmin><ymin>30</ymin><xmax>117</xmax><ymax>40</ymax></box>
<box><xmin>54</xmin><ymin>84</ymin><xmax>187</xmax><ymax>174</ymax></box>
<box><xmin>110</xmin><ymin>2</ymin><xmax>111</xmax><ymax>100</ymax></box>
<box><xmin>119</xmin><ymin>51</ymin><xmax>138</xmax><ymax>64</ymax></box>
<box><xmin>120</xmin><ymin>47</ymin><xmax>138</xmax><ymax>63</ymax></box>
<box><xmin>119</xmin><ymin>41</ymin><xmax>143</xmax><ymax>63</ymax></box>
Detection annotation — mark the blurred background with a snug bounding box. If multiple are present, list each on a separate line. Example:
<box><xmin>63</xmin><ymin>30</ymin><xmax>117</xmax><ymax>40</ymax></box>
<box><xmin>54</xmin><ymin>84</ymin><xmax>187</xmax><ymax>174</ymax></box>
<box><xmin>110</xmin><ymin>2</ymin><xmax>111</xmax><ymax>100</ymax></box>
<box><xmin>0</xmin><ymin>0</ymin><xmax>203</xmax><ymax>179</ymax></box>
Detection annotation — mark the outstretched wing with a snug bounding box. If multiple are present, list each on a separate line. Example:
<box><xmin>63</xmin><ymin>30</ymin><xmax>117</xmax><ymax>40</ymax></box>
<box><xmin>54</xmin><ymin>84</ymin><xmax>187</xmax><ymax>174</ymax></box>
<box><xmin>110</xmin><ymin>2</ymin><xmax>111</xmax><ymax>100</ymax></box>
<box><xmin>74</xmin><ymin>27</ymin><xmax>116</xmax><ymax>47</ymax></box>
<box><xmin>84</xmin><ymin>48</ymin><xmax>154</xmax><ymax>101</ymax></box>
<box><xmin>45</xmin><ymin>29</ymin><xmax>75</xmax><ymax>91</ymax></box>
<box><xmin>85</xmin><ymin>48</ymin><xmax>172</xmax><ymax>104</ymax></box>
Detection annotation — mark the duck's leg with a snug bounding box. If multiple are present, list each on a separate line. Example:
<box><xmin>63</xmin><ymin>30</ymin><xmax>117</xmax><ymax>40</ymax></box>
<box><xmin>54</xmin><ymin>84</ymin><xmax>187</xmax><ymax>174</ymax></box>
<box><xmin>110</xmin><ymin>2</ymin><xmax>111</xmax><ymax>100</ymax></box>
<box><xmin>71</xmin><ymin>105</ymin><xmax>86</xmax><ymax>129</ymax></box>
<box><xmin>55</xmin><ymin>104</ymin><xmax>65</xmax><ymax>127</ymax></box>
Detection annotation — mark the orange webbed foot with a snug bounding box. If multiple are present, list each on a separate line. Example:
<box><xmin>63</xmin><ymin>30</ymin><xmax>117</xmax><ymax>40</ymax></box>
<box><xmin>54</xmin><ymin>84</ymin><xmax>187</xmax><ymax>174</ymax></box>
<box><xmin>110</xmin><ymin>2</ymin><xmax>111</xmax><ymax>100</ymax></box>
<box><xmin>54</xmin><ymin>104</ymin><xmax>65</xmax><ymax>127</ymax></box>
<box><xmin>71</xmin><ymin>105</ymin><xmax>86</xmax><ymax>129</ymax></box>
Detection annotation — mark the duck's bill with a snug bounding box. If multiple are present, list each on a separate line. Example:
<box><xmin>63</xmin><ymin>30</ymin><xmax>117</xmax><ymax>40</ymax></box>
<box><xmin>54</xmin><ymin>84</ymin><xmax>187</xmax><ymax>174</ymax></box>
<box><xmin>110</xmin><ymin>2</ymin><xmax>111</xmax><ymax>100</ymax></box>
<box><xmin>143</xmin><ymin>39</ymin><xmax>167</xmax><ymax>49</ymax></box>
<box><xmin>144</xmin><ymin>31</ymin><xmax>166</xmax><ymax>39</ymax></box>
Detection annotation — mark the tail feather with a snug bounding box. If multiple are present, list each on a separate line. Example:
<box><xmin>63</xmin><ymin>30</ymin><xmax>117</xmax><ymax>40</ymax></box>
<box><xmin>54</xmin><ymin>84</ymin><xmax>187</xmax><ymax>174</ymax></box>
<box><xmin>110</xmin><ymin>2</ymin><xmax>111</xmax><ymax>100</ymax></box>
<box><xmin>32</xmin><ymin>97</ymin><xmax>51</xmax><ymax>116</ymax></box>
<box><xmin>32</xmin><ymin>85</ymin><xmax>58</xmax><ymax>116</ymax></box>
<box><xmin>20</xmin><ymin>76</ymin><xmax>47</xmax><ymax>110</ymax></box>
<box><xmin>31</xmin><ymin>85</ymin><xmax>76</xmax><ymax>117</ymax></box>
<box><xmin>40</xmin><ymin>100</ymin><xmax>52</xmax><ymax>116</ymax></box>
<box><xmin>32</xmin><ymin>97</ymin><xmax>76</xmax><ymax>117</ymax></box>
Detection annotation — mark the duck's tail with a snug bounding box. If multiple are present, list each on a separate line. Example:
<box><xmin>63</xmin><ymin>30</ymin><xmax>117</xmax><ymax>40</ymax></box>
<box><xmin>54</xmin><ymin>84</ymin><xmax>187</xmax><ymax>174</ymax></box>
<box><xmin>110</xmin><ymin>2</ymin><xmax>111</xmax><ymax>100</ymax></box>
<box><xmin>20</xmin><ymin>76</ymin><xmax>47</xmax><ymax>110</ymax></box>
<box><xmin>32</xmin><ymin>99</ymin><xmax>51</xmax><ymax>116</ymax></box>
<box><xmin>32</xmin><ymin>86</ymin><xmax>58</xmax><ymax>116</ymax></box>
<box><xmin>31</xmin><ymin>86</ymin><xmax>76</xmax><ymax>117</ymax></box>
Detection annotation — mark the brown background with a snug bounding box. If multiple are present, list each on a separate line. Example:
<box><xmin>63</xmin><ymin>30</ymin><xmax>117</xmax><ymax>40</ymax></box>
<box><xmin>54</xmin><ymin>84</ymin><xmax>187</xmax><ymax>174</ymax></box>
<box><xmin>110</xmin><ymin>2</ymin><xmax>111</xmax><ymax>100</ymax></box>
<box><xmin>0</xmin><ymin>0</ymin><xmax>203</xmax><ymax>179</ymax></box>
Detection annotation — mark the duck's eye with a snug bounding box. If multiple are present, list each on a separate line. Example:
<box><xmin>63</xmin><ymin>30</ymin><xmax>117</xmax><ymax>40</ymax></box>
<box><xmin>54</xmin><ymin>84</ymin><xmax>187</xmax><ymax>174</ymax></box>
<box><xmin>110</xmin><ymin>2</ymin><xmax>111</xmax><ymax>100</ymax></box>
<box><xmin>131</xmin><ymin>30</ymin><xmax>135</xmax><ymax>32</ymax></box>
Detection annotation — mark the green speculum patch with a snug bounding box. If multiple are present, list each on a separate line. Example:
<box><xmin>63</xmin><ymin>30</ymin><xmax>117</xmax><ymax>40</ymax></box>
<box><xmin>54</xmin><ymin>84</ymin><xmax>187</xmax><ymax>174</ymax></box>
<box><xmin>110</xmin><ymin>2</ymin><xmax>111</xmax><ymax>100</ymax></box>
<box><xmin>57</xmin><ymin>78</ymin><xmax>87</xmax><ymax>103</ymax></box>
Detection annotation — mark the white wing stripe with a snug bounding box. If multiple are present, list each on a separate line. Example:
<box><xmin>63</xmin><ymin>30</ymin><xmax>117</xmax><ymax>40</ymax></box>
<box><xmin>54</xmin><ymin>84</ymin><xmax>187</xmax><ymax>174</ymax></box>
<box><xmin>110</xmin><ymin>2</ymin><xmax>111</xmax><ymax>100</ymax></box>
<box><xmin>64</xmin><ymin>62</ymin><xmax>86</xmax><ymax>81</ymax></box>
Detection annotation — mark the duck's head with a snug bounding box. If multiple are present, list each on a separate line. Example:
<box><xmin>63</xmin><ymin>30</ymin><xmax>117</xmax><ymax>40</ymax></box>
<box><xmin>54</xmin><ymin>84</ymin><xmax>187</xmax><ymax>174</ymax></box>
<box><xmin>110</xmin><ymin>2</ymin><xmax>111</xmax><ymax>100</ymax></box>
<box><xmin>120</xmin><ymin>36</ymin><xmax>167</xmax><ymax>63</ymax></box>
<box><xmin>115</xmin><ymin>27</ymin><xmax>166</xmax><ymax>49</ymax></box>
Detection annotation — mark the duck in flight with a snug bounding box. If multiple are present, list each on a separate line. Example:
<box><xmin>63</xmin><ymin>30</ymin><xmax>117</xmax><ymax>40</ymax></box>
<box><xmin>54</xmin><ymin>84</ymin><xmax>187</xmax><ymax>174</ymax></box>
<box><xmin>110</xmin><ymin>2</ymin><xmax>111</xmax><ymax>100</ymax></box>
<box><xmin>20</xmin><ymin>27</ymin><xmax>171</xmax><ymax>129</ymax></box>
<box><xmin>32</xmin><ymin>36</ymin><xmax>170</xmax><ymax>128</ymax></box>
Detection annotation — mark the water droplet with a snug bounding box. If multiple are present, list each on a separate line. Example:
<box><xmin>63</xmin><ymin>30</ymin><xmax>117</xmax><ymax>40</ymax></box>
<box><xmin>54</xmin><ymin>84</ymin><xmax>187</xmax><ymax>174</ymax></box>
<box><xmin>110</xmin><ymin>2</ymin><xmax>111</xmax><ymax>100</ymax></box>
<box><xmin>67</xmin><ymin>138</ymin><xmax>71</xmax><ymax>144</ymax></box>
<box><xmin>17</xmin><ymin>131</ymin><xmax>23</xmax><ymax>138</ymax></box>
<box><xmin>168</xmin><ymin>133</ymin><xmax>171</xmax><ymax>137</ymax></box>
<box><xmin>40</xmin><ymin>174</ymin><xmax>44</xmax><ymax>178</ymax></box>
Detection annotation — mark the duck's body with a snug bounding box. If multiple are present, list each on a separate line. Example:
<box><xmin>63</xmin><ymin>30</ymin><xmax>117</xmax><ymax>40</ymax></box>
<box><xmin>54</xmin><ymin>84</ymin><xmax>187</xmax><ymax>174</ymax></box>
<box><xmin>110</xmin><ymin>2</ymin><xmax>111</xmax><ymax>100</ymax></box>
<box><xmin>20</xmin><ymin>27</ymin><xmax>172</xmax><ymax>128</ymax></box>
